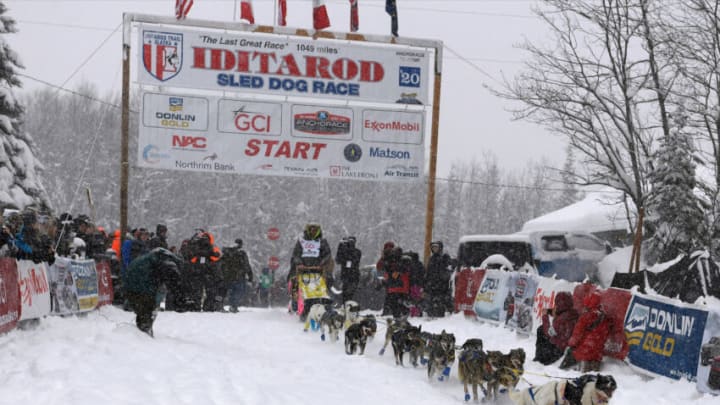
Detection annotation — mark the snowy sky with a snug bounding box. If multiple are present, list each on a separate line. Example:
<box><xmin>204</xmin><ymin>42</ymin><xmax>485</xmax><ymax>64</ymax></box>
<box><xmin>3</xmin><ymin>0</ymin><xmax>566</xmax><ymax>176</ymax></box>
<box><xmin>1</xmin><ymin>306</ymin><xmax>717</xmax><ymax>404</ymax></box>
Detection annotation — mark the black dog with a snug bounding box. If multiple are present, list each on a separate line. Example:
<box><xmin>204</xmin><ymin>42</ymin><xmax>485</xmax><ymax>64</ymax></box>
<box><xmin>345</xmin><ymin>316</ymin><xmax>377</xmax><ymax>355</ymax></box>
<box><xmin>391</xmin><ymin>324</ymin><xmax>423</xmax><ymax>366</ymax></box>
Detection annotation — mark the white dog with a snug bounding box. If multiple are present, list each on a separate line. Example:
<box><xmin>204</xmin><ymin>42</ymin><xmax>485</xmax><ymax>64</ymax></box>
<box><xmin>304</xmin><ymin>303</ymin><xmax>327</xmax><ymax>332</ymax></box>
<box><xmin>509</xmin><ymin>374</ymin><xmax>616</xmax><ymax>405</ymax></box>
<box><xmin>343</xmin><ymin>300</ymin><xmax>361</xmax><ymax>328</ymax></box>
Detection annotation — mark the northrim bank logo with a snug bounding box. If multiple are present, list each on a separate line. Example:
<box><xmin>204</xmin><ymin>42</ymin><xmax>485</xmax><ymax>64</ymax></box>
<box><xmin>143</xmin><ymin>30</ymin><xmax>183</xmax><ymax>81</ymax></box>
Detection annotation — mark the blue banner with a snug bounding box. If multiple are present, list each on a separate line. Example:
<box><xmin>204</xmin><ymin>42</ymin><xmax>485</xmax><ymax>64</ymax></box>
<box><xmin>625</xmin><ymin>294</ymin><xmax>708</xmax><ymax>380</ymax></box>
<box><xmin>68</xmin><ymin>259</ymin><xmax>99</xmax><ymax>311</ymax></box>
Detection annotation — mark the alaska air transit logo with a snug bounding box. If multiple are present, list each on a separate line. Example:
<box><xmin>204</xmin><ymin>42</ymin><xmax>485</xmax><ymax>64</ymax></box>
<box><xmin>143</xmin><ymin>30</ymin><xmax>183</xmax><ymax>81</ymax></box>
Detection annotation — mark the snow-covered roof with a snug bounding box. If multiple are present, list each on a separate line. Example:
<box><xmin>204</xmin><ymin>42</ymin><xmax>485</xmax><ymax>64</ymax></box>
<box><xmin>522</xmin><ymin>191</ymin><xmax>632</xmax><ymax>234</ymax></box>
<box><xmin>459</xmin><ymin>233</ymin><xmax>530</xmax><ymax>243</ymax></box>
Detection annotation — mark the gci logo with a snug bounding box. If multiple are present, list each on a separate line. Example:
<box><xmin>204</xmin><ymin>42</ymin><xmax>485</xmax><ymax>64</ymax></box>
<box><xmin>234</xmin><ymin>113</ymin><xmax>271</xmax><ymax>133</ymax></box>
<box><xmin>172</xmin><ymin>135</ymin><xmax>207</xmax><ymax>150</ymax></box>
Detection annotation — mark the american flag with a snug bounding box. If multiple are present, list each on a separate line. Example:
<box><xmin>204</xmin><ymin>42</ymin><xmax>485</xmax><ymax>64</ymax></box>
<box><xmin>240</xmin><ymin>0</ymin><xmax>255</xmax><ymax>24</ymax></box>
<box><xmin>313</xmin><ymin>0</ymin><xmax>330</xmax><ymax>30</ymax></box>
<box><xmin>349</xmin><ymin>0</ymin><xmax>359</xmax><ymax>32</ymax></box>
<box><xmin>175</xmin><ymin>0</ymin><xmax>194</xmax><ymax>20</ymax></box>
<box><xmin>278</xmin><ymin>0</ymin><xmax>287</xmax><ymax>26</ymax></box>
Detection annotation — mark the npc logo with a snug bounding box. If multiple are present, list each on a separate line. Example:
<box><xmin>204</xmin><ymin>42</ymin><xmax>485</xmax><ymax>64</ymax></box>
<box><xmin>143</xmin><ymin>30</ymin><xmax>183</xmax><ymax>81</ymax></box>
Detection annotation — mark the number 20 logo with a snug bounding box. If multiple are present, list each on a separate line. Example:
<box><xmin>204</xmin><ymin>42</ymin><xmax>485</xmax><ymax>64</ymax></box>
<box><xmin>399</xmin><ymin>66</ymin><xmax>421</xmax><ymax>88</ymax></box>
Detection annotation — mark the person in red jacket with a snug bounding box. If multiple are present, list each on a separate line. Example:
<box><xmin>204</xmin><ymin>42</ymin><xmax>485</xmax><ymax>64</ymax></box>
<box><xmin>534</xmin><ymin>291</ymin><xmax>579</xmax><ymax>365</ymax></box>
<box><xmin>565</xmin><ymin>291</ymin><xmax>611</xmax><ymax>372</ymax></box>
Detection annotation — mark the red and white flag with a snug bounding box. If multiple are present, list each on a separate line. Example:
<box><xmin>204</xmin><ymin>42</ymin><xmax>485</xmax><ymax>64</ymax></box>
<box><xmin>349</xmin><ymin>0</ymin><xmax>359</xmax><ymax>32</ymax></box>
<box><xmin>175</xmin><ymin>0</ymin><xmax>194</xmax><ymax>20</ymax></box>
<box><xmin>240</xmin><ymin>0</ymin><xmax>255</xmax><ymax>24</ymax></box>
<box><xmin>312</xmin><ymin>0</ymin><xmax>331</xmax><ymax>30</ymax></box>
<box><xmin>278</xmin><ymin>0</ymin><xmax>287</xmax><ymax>26</ymax></box>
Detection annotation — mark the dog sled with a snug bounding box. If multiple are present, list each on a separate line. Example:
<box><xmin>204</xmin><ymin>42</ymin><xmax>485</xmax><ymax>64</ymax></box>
<box><xmin>294</xmin><ymin>265</ymin><xmax>332</xmax><ymax>320</ymax></box>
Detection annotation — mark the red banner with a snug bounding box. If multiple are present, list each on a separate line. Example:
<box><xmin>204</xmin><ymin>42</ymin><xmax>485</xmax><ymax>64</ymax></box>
<box><xmin>0</xmin><ymin>258</ymin><xmax>20</xmax><ymax>334</ymax></box>
<box><xmin>95</xmin><ymin>259</ymin><xmax>114</xmax><ymax>307</ymax></box>
<box><xmin>454</xmin><ymin>267</ymin><xmax>486</xmax><ymax>316</ymax></box>
<box><xmin>572</xmin><ymin>283</ymin><xmax>631</xmax><ymax>359</ymax></box>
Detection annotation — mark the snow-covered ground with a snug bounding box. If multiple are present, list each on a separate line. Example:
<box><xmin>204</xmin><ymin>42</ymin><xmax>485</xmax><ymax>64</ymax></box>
<box><xmin>0</xmin><ymin>306</ymin><xmax>717</xmax><ymax>405</ymax></box>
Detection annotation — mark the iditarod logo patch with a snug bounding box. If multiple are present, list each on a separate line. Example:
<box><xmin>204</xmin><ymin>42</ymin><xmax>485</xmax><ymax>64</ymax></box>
<box><xmin>143</xmin><ymin>30</ymin><xmax>183</xmax><ymax>81</ymax></box>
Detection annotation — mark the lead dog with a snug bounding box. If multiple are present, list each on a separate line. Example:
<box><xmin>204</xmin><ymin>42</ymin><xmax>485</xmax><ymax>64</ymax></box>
<box><xmin>345</xmin><ymin>316</ymin><xmax>378</xmax><ymax>355</ymax></box>
<box><xmin>319</xmin><ymin>308</ymin><xmax>345</xmax><ymax>342</ymax></box>
<box><xmin>509</xmin><ymin>374</ymin><xmax>617</xmax><ymax>405</ymax></box>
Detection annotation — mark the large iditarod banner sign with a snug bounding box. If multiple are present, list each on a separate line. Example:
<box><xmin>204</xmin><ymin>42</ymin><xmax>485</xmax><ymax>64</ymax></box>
<box><xmin>136</xmin><ymin>24</ymin><xmax>435</xmax><ymax>182</ymax></box>
<box><xmin>624</xmin><ymin>294</ymin><xmax>708</xmax><ymax>380</ymax></box>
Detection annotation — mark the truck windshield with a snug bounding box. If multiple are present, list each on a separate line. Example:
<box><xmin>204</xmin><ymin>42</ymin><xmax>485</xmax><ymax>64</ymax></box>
<box><xmin>457</xmin><ymin>241</ymin><xmax>534</xmax><ymax>269</ymax></box>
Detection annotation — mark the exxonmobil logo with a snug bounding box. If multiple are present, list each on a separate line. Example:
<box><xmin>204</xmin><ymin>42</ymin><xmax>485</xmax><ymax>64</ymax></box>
<box><xmin>192</xmin><ymin>48</ymin><xmax>385</xmax><ymax>83</ymax></box>
<box><xmin>172</xmin><ymin>135</ymin><xmax>207</xmax><ymax>151</ymax></box>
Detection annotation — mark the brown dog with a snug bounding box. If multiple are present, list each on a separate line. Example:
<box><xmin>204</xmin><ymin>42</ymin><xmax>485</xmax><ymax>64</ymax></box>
<box><xmin>458</xmin><ymin>338</ymin><xmax>486</xmax><ymax>401</ymax></box>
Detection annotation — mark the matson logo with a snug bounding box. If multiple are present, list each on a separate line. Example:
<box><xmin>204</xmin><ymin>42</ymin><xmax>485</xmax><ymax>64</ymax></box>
<box><xmin>172</xmin><ymin>135</ymin><xmax>207</xmax><ymax>151</ymax></box>
<box><xmin>369</xmin><ymin>147</ymin><xmax>411</xmax><ymax>159</ymax></box>
<box><xmin>294</xmin><ymin>111</ymin><xmax>350</xmax><ymax>135</ymax></box>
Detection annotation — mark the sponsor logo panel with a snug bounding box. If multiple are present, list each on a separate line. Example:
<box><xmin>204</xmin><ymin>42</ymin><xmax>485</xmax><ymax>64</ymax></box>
<box><xmin>171</xmin><ymin>135</ymin><xmax>208</xmax><ymax>151</ymax></box>
<box><xmin>291</xmin><ymin>105</ymin><xmax>353</xmax><ymax>140</ymax></box>
<box><xmin>343</xmin><ymin>143</ymin><xmax>362</xmax><ymax>162</ymax></box>
<box><xmin>217</xmin><ymin>99</ymin><xmax>283</xmax><ymax>136</ymax></box>
<box><xmin>142</xmin><ymin>93</ymin><xmax>209</xmax><ymax>131</ymax></box>
<box><xmin>383</xmin><ymin>164</ymin><xmax>420</xmax><ymax>179</ymax></box>
<box><xmin>329</xmin><ymin>165</ymin><xmax>378</xmax><ymax>179</ymax></box>
<box><xmin>369</xmin><ymin>146</ymin><xmax>411</xmax><ymax>160</ymax></box>
<box><xmin>361</xmin><ymin>109</ymin><xmax>423</xmax><ymax>144</ymax></box>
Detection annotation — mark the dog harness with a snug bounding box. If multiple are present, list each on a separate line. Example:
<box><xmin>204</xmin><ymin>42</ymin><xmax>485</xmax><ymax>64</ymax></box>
<box><xmin>527</xmin><ymin>381</ymin><xmax>562</xmax><ymax>405</ymax></box>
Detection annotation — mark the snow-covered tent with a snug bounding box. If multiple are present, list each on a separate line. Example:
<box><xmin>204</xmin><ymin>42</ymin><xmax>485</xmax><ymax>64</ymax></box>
<box><xmin>521</xmin><ymin>191</ymin><xmax>633</xmax><ymax>245</ymax></box>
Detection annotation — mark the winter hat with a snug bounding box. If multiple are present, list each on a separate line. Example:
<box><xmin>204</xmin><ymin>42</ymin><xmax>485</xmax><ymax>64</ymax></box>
<box><xmin>156</xmin><ymin>224</ymin><xmax>168</xmax><ymax>235</ymax></box>
<box><xmin>235</xmin><ymin>238</ymin><xmax>243</xmax><ymax>248</ymax></box>
<box><xmin>383</xmin><ymin>241</ymin><xmax>395</xmax><ymax>251</ymax></box>
<box><xmin>583</xmin><ymin>291</ymin><xmax>602</xmax><ymax>309</ymax></box>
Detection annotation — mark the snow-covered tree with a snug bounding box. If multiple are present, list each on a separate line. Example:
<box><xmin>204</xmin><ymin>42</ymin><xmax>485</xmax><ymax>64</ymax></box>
<box><xmin>0</xmin><ymin>2</ymin><xmax>48</xmax><ymax>211</ymax></box>
<box><xmin>646</xmin><ymin>123</ymin><xmax>705</xmax><ymax>263</ymax></box>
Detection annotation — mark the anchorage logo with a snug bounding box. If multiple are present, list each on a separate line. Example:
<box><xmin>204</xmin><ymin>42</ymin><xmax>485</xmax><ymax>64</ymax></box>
<box><xmin>294</xmin><ymin>111</ymin><xmax>351</xmax><ymax>135</ymax></box>
<box><xmin>143</xmin><ymin>30</ymin><xmax>183</xmax><ymax>81</ymax></box>
<box><xmin>142</xmin><ymin>144</ymin><xmax>171</xmax><ymax>164</ymax></box>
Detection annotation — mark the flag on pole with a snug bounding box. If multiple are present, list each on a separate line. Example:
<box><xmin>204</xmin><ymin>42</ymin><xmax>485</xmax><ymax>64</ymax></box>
<box><xmin>240</xmin><ymin>0</ymin><xmax>255</xmax><ymax>24</ymax></box>
<box><xmin>385</xmin><ymin>0</ymin><xmax>398</xmax><ymax>37</ymax></box>
<box><xmin>278</xmin><ymin>0</ymin><xmax>287</xmax><ymax>26</ymax></box>
<box><xmin>349</xmin><ymin>0</ymin><xmax>359</xmax><ymax>32</ymax></box>
<box><xmin>175</xmin><ymin>0</ymin><xmax>194</xmax><ymax>20</ymax></box>
<box><xmin>313</xmin><ymin>0</ymin><xmax>331</xmax><ymax>30</ymax></box>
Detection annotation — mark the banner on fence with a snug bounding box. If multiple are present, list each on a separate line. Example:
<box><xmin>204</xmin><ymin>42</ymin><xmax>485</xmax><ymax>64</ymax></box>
<box><xmin>0</xmin><ymin>258</ymin><xmax>20</xmax><ymax>334</ymax></box>
<box><xmin>697</xmin><ymin>310</ymin><xmax>720</xmax><ymax>394</ymax></box>
<box><xmin>49</xmin><ymin>259</ymin><xmax>79</xmax><ymax>315</ymax></box>
<box><xmin>95</xmin><ymin>260</ymin><xmax>114</xmax><ymax>307</ymax></box>
<box><xmin>601</xmin><ymin>287</ymin><xmax>632</xmax><ymax>359</ymax></box>
<box><xmin>454</xmin><ymin>267</ymin><xmax>485</xmax><ymax>315</ymax></box>
<box><xmin>624</xmin><ymin>294</ymin><xmax>708</xmax><ymax>380</ymax></box>
<box><xmin>473</xmin><ymin>269</ymin><xmax>513</xmax><ymax>323</ymax></box>
<box><xmin>17</xmin><ymin>260</ymin><xmax>50</xmax><ymax>321</ymax></box>
<box><xmin>530</xmin><ymin>277</ymin><xmax>577</xmax><ymax>336</ymax></box>
<box><xmin>505</xmin><ymin>273</ymin><xmax>540</xmax><ymax>334</ymax></box>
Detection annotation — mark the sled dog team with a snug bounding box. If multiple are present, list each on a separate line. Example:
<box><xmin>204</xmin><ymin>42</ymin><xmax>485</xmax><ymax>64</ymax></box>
<box><xmin>302</xmin><ymin>302</ymin><xmax>617</xmax><ymax>404</ymax></box>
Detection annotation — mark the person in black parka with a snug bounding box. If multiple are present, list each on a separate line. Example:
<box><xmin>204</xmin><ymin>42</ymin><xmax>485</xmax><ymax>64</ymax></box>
<box><xmin>335</xmin><ymin>236</ymin><xmax>362</xmax><ymax>304</ymax></box>
<box><xmin>424</xmin><ymin>241</ymin><xmax>453</xmax><ymax>317</ymax></box>
<box><xmin>124</xmin><ymin>248</ymin><xmax>183</xmax><ymax>336</ymax></box>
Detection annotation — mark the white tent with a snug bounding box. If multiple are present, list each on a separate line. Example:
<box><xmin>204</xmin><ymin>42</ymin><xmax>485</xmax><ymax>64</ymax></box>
<box><xmin>522</xmin><ymin>191</ymin><xmax>632</xmax><ymax>234</ymax></box>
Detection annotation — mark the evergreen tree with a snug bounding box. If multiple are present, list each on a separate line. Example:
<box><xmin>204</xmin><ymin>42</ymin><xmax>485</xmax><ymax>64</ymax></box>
<box><xmin>558</xmin><ymin>145</ymin><xmax>581</xmax><ymax>208</ymax></box>
<box><xmin>646</xmin><ymin>126</ymin><xmax>704</xmax><ymax>263</ymax></box>
<box><xmin>0</xmin><ymin>2</ymin><xmax>48</xmax><ymax>210</ymax></box>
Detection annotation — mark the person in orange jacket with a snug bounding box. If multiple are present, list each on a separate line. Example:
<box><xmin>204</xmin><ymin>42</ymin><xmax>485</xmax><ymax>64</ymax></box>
<box><xmin>186</xmin><ymin>230</ymin><xmax>222</xmax><ymax>312</ymax></box>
